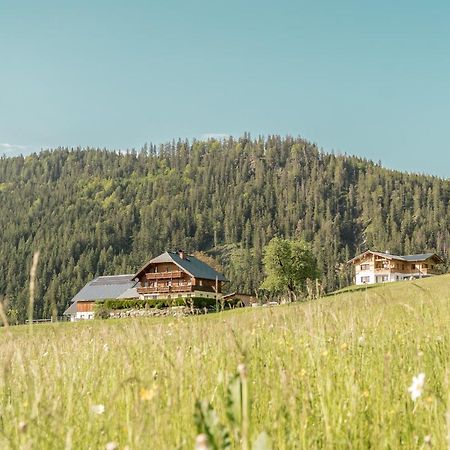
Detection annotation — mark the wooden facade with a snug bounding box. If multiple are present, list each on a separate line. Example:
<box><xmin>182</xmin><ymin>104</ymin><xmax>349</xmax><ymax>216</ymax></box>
<box><xmin>135</xmin><ymin>251</ymin><xmax>225</xmax><ymax>299</ymax></box>
<box><xmin>349</xmin><ymin>251</ymin><xmax>443</xmax><ymax>285</ymax></box>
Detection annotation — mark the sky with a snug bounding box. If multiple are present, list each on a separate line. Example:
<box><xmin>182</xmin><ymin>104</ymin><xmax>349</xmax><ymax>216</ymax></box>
<box><xmin>0</xmin><ymin>0</ymin><xmax>449</xmax><ymax>177</ymax></box>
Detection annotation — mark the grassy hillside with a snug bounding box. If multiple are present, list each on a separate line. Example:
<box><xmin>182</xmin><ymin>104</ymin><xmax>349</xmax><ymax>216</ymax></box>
<box><xmin>1</xmin><ymin>276</ymin><xmax>449</xmax><ymax>449</ymax></box>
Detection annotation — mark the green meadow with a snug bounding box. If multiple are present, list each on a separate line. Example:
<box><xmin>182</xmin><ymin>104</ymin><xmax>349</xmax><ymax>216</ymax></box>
<box><xmin>1</xmin><ymin>275</ymin><xmax>449</xmax><ymax>449</ymax></box>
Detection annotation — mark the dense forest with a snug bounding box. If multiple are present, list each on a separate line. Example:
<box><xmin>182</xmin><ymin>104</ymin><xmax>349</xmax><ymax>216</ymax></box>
<box><xmin>0</xmin><ymin>135</ymin><xmax>449</xmax><ymax>322</ymax></box>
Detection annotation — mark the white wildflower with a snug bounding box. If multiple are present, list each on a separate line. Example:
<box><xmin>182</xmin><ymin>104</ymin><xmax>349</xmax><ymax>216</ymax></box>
<box><xmin>103</xmin><ymin>343</ymin><xmax>109</xmax><ymax>352</ymax></box>
<box><xmin>91</xmin><ymin>404</ymin><xmax>105</xmax><ymax>415</ymax></box>
<box><xmin>237</xmin><ymin>363</ymin><xmax>247</xmax><ymax>378</ymax></box>
<box><xmin>195</xmin><ymin>434</ymin><xmax>210</xmax><ymax>450</ymax></box>
<box><xmin>423</xmin><ymin>435</ymin><xmax>432</xmax><ymax>444</ymax></box>
<box><xmin>358</xmin><ymin>335</ymin><xmax>365</xmax><ymax>345</ymax></box>
<box><xmin>105</xmin><ymin>442</ymin><xmax>119</xmax><ymax>450</ymax></box>
<box><xmin>408</xmin><ymin>373</ymin><xmax>425</xmax><ymax>401</ymax></box>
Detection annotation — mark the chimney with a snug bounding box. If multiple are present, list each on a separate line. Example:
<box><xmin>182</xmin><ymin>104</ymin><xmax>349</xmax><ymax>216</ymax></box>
<box><xmin>178</xmin><ymin>249</ymin><xmax>185</xmax><ymax>259</ymax></box>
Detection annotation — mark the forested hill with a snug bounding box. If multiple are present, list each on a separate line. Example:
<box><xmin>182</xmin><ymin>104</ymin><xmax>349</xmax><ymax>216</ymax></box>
<box><xmin>0</xmin><ymin>135</ymin><xmax>449</xmax><ymax>322</ymax></box>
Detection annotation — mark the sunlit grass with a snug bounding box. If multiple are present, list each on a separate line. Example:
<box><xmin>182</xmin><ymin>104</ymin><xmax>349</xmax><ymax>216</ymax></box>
<box><xmin>1</xmin><ymin>275</ymin><xmax>449</xmax><ymax>449</ymax></box>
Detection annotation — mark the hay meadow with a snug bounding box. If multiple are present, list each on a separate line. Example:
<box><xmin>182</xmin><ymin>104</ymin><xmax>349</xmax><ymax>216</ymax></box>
<box><xmin>0</xmin><ymin>275</ymin><xmax>449</xmax><ymax>449</ymax></box>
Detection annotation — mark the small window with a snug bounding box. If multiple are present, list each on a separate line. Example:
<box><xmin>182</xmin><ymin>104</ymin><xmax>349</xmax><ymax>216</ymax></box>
<box><xmin>361</xmin><ymin>276</ymin><xmax>370</xmax><ymax>283</ymax></box>
<box><xmin>423</xmin><ymin>264</ymin><xmax>428</xmax><ymax>268</ymax></box>
<box><xmin>360</xmin><ymin>264</ymin><xmax>370</xmax><ymax>271</ymax></box>
<box><xmin>411</xmin><ymin>264</ymin><xmax>416</xmax><ymax>269</ymax></box>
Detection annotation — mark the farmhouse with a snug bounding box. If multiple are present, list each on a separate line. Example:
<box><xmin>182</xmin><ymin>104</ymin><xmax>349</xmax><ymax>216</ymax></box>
<box><xmin>64</xmin><ymin>274</ymin><xmax>139</xmax><ymax>321</ymax></box>
<box><xmin>348</xmin><ymin>250</ymin><xmax>443</xmax><ymax>285</ymax></box>
<box><xmin>134</xmin><ymin>250</ymin><xmax>227</xmax><ymax>300</ymax></box>
<box><xmin>64</xmin><ymin>250</ymin><xmax>227</xmax><ymax>321</ymax></box>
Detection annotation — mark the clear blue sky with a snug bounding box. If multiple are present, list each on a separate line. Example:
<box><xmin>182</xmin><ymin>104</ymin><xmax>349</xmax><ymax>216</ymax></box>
<box><xmin>1</xmin><ymin>0</ymin><xmax>449</xmax><ymax>177</ymax></box>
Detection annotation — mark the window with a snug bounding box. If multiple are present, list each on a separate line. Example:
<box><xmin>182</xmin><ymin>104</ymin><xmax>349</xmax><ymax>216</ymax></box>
<box><xmin>423</xmin><ymin>264</ymin><xmax>428</xmax><ymax>268</ymax></box>
<box><xmin>411</xmin><ymin>264</ymin><xmax>416</xmax><ymax>269</ymax></box>
<box><xmin>360</xmin><ymin>264</ymin><xmax>370</xmax><ymax>271</ymax></box>
<box><xmin>361</xmin><ymin>276</ymin><xmax>370</xmax><ymax>283</ymax></box>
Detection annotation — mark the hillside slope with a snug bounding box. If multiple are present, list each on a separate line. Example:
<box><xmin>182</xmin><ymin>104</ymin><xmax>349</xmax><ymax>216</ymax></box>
<box><xmin>0</xmin><ymin>135</ymin><xmax>449</xmax><ymax>321</ymax></box>
<box><xmin>1</xmin><ymin>275</ymin><xmax>448</xmax><ymax>448</ymax></box>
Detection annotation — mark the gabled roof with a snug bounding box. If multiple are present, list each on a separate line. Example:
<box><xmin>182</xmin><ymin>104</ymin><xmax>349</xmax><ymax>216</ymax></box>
<box><xmin>116</xmin><ymin>287</ymin><xmax>140</xmax><ymax>299</ymax></box>
<box><xmin>133</xmin><ymin>251</ymin><xmax>227</xmax><ymax>282</ymax></box>
<box><xmin>402</xmin><ymin>253</ymin><xmax>443</xmax><ymax>262</ymax></box>
<box><xmin>63</xmin><ymin>301</ymin><xmax>77</xmax><ymax>315</ymax></box>
<box><xmin>63</xmin><ymin>274</ymin><xmax>138</xmax><ymax>315</ymax></box>
<box><xmin>348</xmin><ymin>250</ymin><xmax>444</xmax><ymax>264</ymax></box>
<box><xmin>71</xmin><ymin>274</ymin><xmax>138</xmax><ymax>302</ymax></box>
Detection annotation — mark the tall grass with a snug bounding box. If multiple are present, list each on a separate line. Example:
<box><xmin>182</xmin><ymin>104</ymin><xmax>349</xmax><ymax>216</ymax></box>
<box><xmin>0</xmin><ymin>276</ymin><xmax>448</xmax><ymax>449</ymax></box>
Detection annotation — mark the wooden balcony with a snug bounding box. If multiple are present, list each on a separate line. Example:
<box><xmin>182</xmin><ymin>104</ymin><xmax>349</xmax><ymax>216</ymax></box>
<box><xmin>137</xmin><ymin>285</ymin><xmax>193</xmax><ymax>295</ymax></box>
<box><xmin>145</xmin><ymin>271</ymin><xmax>183</xmax><ymax>280</ymax></box>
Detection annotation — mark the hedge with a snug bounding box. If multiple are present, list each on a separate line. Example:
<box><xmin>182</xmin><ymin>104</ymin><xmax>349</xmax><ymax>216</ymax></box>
<box><xmin>96</xmin><ymin>297</ymin><xmax>222</xmax><ymax>311</ymax></box>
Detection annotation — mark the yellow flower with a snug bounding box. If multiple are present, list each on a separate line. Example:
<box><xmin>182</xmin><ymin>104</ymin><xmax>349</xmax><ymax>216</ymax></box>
<box><xmin>341</xmin><ymin>343</ymin><xmax>348</xmax><ymax>351</ymax></box>
<box><xmin>362</xmin><ymin>391</ymin><xmax>369</xmax><ymax>398</ymax></box>
<box><xmin>140</xmin><ymin>386</ymin><xmax>156</xmax><ymax>401</ymax></box>
<box><xmin>322</xmin><ymin>350</ymin><xmax>328</xmax><ymax>357</ymax></box>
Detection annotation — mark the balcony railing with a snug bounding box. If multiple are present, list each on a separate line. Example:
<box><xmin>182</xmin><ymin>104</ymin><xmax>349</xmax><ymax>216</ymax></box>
<box><xmin>137</xmin><ymin>285</ymin><xmax>193</xmax><ymax>295</ymax></box>
<box><xmin>145</xmin><ymin>271</ymin><xmax>183</xmax><ymax>280</ymax></box>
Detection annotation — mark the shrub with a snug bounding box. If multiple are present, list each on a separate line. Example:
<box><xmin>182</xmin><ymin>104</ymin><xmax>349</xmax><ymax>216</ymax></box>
<box><xmin>94</xmin><ymin>303</ymin><xmax>111</xmax><ymax>320</ymax></box>
<box><xmin>98</xmin><ymin>297</ymin><xmax>219</xmax><ymax>311</ymax></box>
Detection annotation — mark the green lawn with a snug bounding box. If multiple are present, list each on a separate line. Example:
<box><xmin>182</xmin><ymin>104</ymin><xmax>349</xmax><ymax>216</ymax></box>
<box><xmin>1</xmin><ymin>275</ymin><xmax>449</xmax><ymax>449</ymax></box>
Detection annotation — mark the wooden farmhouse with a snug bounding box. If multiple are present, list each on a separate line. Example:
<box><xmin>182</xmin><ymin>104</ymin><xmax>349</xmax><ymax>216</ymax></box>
<box><xmin>134</xmin><ymin>250</ymin><xmax>227</xmax><ymax>300</ymax></box>
<box><xmin>63</xmin><ymin>274</ymin><xmax>139</xmax><ymax>321</ymax></box>
<box><xmin>348</xmin><ymin>250</ymin><xmax>443</xmax><ymax>285</ymax></box>
<box><xmin>64</xmin><ymin>250</ymin><xmax>227</xmax><ymax>321</ymax></box>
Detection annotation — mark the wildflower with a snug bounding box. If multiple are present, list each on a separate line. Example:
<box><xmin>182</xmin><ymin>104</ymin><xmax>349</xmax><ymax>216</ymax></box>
<box><xmin>299</xmin><ymin>368</ymin><xmax>306</xmax><ymax>378</ymax></box>
<box><xmin>321</xmin><ymin>350</ymin><xmax>328</xmax><ymax>357</ymax></box>
<box><xmin>140</xmin><ymin>386</ymin><xmax>156</xmax><ymax>401</ymax></box>
<box><xmin>358</xmin><ymin>335</ymin><xmax>365</xmax><ymax>345</ymax></box>
<box><xmin>103</xmin><ymin>343</ymin><xmax>109</xmax><ymax>352</ymax></box>
<box><xmin>105</xmin><ymin>442</ymin><xmax>119</xmax><ymax>450</ymax></box>
<box><xmin>237</xmin><ymin>363</ymin><xmax>247</xmax><ymax>378</ymax></box>
<box><xmin>340</xmin><ymin>343</ymin><xmax>348</xmax><ymax>351</ymax></box>
<box><xmin>91</xmin><ymin>404</ymin><xmax>105</xmax><ymax>415</ymax></box>
<box><xmin>423</xmin><ymin>435</ymin><xmax>432</xmax><ymax>445</ymax></box>
<box><xmin>18</xmin><ymin>421</ymin><xmax>27</xmax><ymax>433</ymax></box>
<box><xmin>195</xmin><ymin>434</ymin><xmax>210</xmax><ymax>450</ymax></box>
<box><xmin>408</xmin><ymin>373</ymin><xmax>425</xmax><ymax>401</ymax></box>
<box><xmin>362</xmin><ymin>391</ymin><xmax>369</xmax><ymax>398</ymax></box>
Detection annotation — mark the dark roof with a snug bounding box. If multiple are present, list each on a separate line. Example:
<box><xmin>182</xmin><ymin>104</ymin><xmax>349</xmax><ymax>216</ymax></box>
<box><xmin>348</xmin><ymin>250</ymin><xmax>444</xmax><ymax>264</ymax></box>
<box><xmin>116</xmin><ymin>287</ymin><xmax>139</xmax><ymax>299</ymax></box>
<box><xmin>70</xmin><ymin>274</ymin><xmax>138</xmax><ymax>302</ymax></box>
<box><xmin>134</xmin><ymin>251</ymin><xmax>227</xmax><ymax>282</ymax></box>
<box><xmin>63</xmin><ymin>301</ymin><xmax>77</xmax><ymax>315</ymax></box>
<box><xmin>402</xmin><ymin>253</ymin><xmax>442</xmax><ymax>262</ymax></box>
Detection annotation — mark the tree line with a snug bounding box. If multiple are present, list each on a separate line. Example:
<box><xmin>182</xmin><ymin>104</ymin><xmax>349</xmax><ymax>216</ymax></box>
<box><xmin>0</xmin><ymin>135</ymin><xmax>448</xmax><ymax>322</ymax></box>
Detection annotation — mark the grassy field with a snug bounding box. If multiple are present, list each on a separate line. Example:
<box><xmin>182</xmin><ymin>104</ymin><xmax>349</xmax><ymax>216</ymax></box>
<box><xmin>1</xmin><ymin>276</ymin><xmax>449</xmax><ymax>449</ymax></box>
